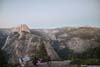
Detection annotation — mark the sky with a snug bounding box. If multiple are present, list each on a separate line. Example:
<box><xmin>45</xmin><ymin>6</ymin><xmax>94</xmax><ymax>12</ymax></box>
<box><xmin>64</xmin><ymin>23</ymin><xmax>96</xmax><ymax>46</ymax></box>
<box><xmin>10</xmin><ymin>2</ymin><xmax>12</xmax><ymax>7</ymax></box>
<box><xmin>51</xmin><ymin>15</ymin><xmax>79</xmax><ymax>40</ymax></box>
<box><xmin>0</xmin><ymin>0</ymin><xmax>100</xmax><ymax>28</ymax></box>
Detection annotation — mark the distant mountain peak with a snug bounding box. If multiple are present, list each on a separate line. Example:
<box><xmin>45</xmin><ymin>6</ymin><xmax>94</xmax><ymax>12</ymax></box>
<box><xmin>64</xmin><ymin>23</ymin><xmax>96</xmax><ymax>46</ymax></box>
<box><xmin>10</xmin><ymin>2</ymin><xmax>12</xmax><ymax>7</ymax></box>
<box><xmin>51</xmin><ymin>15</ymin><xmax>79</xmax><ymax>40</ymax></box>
<box><xmin>20</xmin><ymin>24</ymin><xmax>30</xmax><ymax>33</ymax></box>
<box><xmin>11</xmin><ymin>24</ymin><xmax>30</xmax><ymax>33</ymax></box>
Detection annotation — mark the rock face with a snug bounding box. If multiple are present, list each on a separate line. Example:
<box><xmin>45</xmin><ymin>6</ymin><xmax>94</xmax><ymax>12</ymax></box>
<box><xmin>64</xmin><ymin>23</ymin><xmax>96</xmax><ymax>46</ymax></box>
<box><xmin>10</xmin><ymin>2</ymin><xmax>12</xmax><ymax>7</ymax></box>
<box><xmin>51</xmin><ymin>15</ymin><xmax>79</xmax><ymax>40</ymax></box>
<box><xmin>43</xmin><ymin>40</ymin><xmax>60</xmax><ymax>60</ymax></box>
<box><xmin>1</xmin><ymin>24</ymin><xmax>60</xmax><ymax>66</ymax></box>
<box><xmin>1</xmin><ymin>25</ymin><xmax>100</xmax><ymax>65</ymax></box>
<box><xmin>0</xmin><ymin>29</ymin><xmax>9</xmax><ymax>48</ymax></box>
<box><xmin>11</xmin><ymin>24</ymin><xmax>30</xmax><ymax>33</ymax></box>
<box><xmin>67</xmin><ymin>37</ymin><xmax>88</xmax><ymax>53</ymax></box>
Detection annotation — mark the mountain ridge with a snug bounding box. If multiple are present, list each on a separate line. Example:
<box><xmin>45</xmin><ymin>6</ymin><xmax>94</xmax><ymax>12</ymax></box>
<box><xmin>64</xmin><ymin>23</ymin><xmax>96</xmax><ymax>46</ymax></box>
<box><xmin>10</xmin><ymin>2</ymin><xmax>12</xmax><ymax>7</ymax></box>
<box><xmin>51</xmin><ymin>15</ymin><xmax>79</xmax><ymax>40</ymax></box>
<box><xmin>0</xmin><ymin>24</ymin><xmax>100</xmax><ymax>66</ymax></box>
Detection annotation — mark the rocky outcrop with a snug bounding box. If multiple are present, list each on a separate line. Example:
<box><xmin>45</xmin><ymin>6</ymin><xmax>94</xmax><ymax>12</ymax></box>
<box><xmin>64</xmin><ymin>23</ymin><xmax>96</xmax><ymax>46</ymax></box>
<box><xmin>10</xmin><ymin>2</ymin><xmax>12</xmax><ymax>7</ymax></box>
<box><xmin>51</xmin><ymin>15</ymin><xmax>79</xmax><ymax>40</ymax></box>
<box><xmin>11</xmin><ymin>24</ymin><xmax>30</xmax><ymax>33</ymax></box>
<box><xmin>43</xmin><ymin>40</ymin><xmax>60</xmax><ymax>60</ymax></box>
<box><xmin>1</xmin><ymin>24</ymin><xmax>60</xmax><ymax>66</ymax></box>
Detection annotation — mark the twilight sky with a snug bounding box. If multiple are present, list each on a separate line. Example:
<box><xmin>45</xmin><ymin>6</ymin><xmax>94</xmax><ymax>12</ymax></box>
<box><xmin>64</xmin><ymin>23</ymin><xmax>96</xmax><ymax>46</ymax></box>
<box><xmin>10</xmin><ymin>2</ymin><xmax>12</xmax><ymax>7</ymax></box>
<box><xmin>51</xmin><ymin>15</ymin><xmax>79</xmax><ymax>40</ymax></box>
<box><xmin>0</xmin><ymin>0</ymin><xmax>100</xmax><ymax>28</ymax></box>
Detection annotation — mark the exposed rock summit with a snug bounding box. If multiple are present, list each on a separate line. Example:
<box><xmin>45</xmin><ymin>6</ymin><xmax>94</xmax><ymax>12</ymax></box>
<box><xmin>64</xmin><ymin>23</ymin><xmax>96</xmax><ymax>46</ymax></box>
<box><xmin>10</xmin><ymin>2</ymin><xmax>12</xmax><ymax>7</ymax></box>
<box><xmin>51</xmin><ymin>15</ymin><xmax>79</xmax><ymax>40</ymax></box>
<box><xmin>11</xmin><ymin>24</ymin><xmax>30</xmax><ymax>33</ymax></box>
<box><xmin>1</xmin><ymin>24</ymin><xmax>60</xmax><ymax>66</ymax></box>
